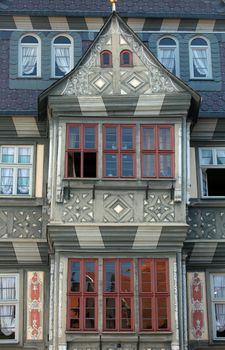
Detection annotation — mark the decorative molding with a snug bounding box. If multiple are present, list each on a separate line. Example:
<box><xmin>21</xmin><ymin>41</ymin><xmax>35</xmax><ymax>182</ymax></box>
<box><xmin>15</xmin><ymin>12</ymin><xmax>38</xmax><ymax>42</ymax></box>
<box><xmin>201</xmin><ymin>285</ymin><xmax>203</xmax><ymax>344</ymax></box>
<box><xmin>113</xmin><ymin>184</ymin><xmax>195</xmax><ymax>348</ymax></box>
<box><xmin>187</xmin><ymin>208</ymin><xmax>225</xmax><ymax>239</ymax></box>
<box><xmin>0</xmin><ymin>207</ymin><xmax>43</xmax><ymax>239</ymax></box>
<box><xmin>143</xmin><ymin>192</ymin><xmax>175</xmax><ymax>222</ymax></box>
<box><xmin>103</xmin><ymin>193</ymin><xmax>134</xmax><ymax>223</ymax></box>
<box><xmin>63</xmin><ymin>192</ymin><xmax>94</xmax><ymax>223</ymax></box>
<box><xmin>187</xmin><ymin>272</ymin><xmax>208</xmax><ymax>341</ymax></box>
<box><xmin>27</xmin><ymin>271</ymin><xmax>44</xmax><ymax>341</ymax></box>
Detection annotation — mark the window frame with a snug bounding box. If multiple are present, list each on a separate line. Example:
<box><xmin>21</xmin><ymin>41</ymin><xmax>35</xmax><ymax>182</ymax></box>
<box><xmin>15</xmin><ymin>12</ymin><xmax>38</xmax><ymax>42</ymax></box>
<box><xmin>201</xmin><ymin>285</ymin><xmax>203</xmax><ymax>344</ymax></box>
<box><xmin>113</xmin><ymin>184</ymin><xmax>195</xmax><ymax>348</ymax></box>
<box><xmin>51</xmin><ymin>34</ymin><xmax>73</xmax><ymax>78</ymax></box>
<box><xmin>0</xmin><ymin>273</ymin><xmax>19</xmax><ymax>343</ymax></box>
<box><xmin>0</xmin><ymin>145</ymin><xmax>34</xmax><ymax>197</ymax></box>
<box><xmin>120</xmin><ymin>50</ymin><xmax>133</xmax><ymax>67</ymax></box>
<box><xmin>103</xmin><ymin>258</ymin><xmax>134</xmax><ymax>332</ymax></box>
<box><xmin>100</xmin><ymin>50</ymin><xmax>113</xmax><ymax>68</ymax></box>
<box><xmin>18</xmin><ymin>34</ymin><xmax>41</xmax><ymax>78</ymax></box>
<box><xmin>189</xmin><ymin>36</ymin><xmax>212</xmax><ymax>80</ymax></box>
<box><xmin>139</xmin><ymin>258</ymin><xmax>170</xmax><ymax>332</ymax></box>
<box><xmin>210</xmin><ymin>273</ymin><xmax>225</xmax><ymax>340</ymax></box>
<box><xmin>65</xmin><ymin>124</ymin><xmax>98</xmax><ymax>178</ymax></box>
<box><xmin>103</xmin><ymin>124</ymin><xmax>136</xmax><ymax>178</ymax></box>
<box><xmin>67</xmin><ymin>258</ymin><xmax>98</xmax><ymax>332</ymax></box>
<box><xmin>199</xmin><ymin>147</ymin><xmax>225</xmax><ymax>198</ymax></box>
<box><xmin>157</xmin><ymin>36</ymin><xmax>180</xmax><ymax>76</ymax></box>
<box><xmin>140</xmin><ymin>125</ymin><xmax>174</xmax><ymax>178</ymax></box>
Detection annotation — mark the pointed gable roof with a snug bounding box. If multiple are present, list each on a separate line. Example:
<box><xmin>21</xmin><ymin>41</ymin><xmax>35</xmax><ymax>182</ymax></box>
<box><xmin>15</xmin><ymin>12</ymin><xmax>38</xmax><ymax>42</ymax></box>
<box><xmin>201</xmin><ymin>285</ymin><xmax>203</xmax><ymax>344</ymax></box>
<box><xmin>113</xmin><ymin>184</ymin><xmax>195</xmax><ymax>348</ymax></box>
<box><xmin>38</xmin><ymin>12</ymin><xmax>200</xmax><ymax>122</ymax></box>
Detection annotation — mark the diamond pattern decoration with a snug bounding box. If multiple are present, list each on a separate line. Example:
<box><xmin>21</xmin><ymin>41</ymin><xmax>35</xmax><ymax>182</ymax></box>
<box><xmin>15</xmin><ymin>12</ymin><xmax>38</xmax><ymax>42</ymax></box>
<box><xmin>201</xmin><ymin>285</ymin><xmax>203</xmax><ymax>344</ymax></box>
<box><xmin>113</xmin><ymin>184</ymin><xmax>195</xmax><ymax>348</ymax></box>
<box><xmin>63</xmin><ymin>192</ymin><xmax>94</xmax><ymax>223</ymax></box>
<box><xmin>113</xmin><ymin>204</ymin><xmax>125</xmax><ymax>214</ymax></box>
<box><xmin>103</xmin><ymin>193</ymin><xmax>134</xmax><ymax>223</ymax></box>
<box><xmin>125</xmin><ymin>73</ymin><xmax>145</xmax><ymax>91</ymax></box>
<box><xmin>144</xmin><ymin>192</ymin><xmax>175</xmax><ymax>222</ymax></box>
<box><xmin>91</xmin><ymin>75</ymin><xmax>110</xmax><ymax>92</ymax></box>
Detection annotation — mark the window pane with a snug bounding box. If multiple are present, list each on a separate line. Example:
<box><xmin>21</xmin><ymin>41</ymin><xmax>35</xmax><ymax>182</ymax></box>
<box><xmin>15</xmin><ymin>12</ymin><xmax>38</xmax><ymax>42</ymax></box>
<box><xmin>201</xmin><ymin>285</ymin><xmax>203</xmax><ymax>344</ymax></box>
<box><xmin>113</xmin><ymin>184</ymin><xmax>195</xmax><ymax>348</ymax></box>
<box><xmin>143</xmin><ymin>155</ymin><xmax>155</xmax><ymax>177</ymax></box>
<box><xmin>192</xmin><ymin>48</ymin><xmax>208</xmax><ymax>78</ymax></box>
<box><xmin>159</xmin><ymin>155</ymin><xmax>171</xmax><ymax>177</ymax></box>
<box><xmin>213</xmin><ymin>275</ymin><xmax>225</xmax><ymax>299</ymax></box>
<box><xmin>122</xmin><ymin>52</ymin><xmax>131</xmax><ymax>65</ymax></box>
<box><xmin>22</xmin><ymin>46</ymin><xmax>37</xmax><ymax>76</ymax></box>
<box><xmin>121</xmin><ymin>128</ymin><xmax>133</xmax><ymax>150</ymax></box>
<box><xmin>69</xmin><ymin>127</ymin><xmax>80</xmax><ymax>149</ymax></box>
<box><xmin>70</xmin><ymin>296</ymin><xmax>80</xmax><ymax>329</ymax></box>
<box><xmin>85</xmin><ymin>261</ymin><xmax>95</xmax><ymax>292</ymax></box>
<box><xmin>0</xmin><ymin>277</ymin><xmax>16</xmax><ymax>300</ymax></box>
<box><xmin>102</xmin><ymin>52</ymin><xmax>110</xmax><ymax>66</ymax></box>
<box><xmin>156</xmin><ymin>261</ymin><xmax>167</xmax><ymax>292</ymax></box>
<box><xmin>159</xmin><ymin>128</ymin><xmax>171</xmax><ymax>150</ymax></box>
<box><xmin>0</xmin><ymin>305</ymin><xmax>16</xmax><ymax>339</ymax></box>
<box><xmin>157</xmin><ymin>297</ymin><xmax>168</xmax><ymax>329</ymax></box>
<box><xmin>18</xmin><ymin>147</ymin><xmax>31</xmax><ymax>164</ymax></box>
<box><xmin>122</xmin><ymin>154</ymin><xmax>133</xmax><ymax>177</ymax></box>
<box><xmin>105</xmin><ymin>155</ymin><xmax>117</xmax><ymax>177</ymax></box>
<box><xmin>105</xmin><ymin>262</ymin><xmax>115</xmax><ymax>292</ymax></box>
<box><xmin>105</xmin><ymin>128</ymin><xmax>117</xmax><ymax>150</ymax></box>
<box><xmin>106</xmin><ymin>298</ymin><xmax>116</xmax><ymax>329</ymax></box>
<box><xmin>85</xmin><ymin>298</ymin><xmax>95</xmax><ymax>329</ymax></box>
<box><xmin>21</xmin><ymin>35</ymin><xmax>38</xmax><ymax>44</ymax></box>
<box><xmin>200</xmin><ymin>149</ymin><xmax>213</xmax><ymax>165</ymax></box>
<box><xmin>159</xmin><ymin>38</ymin><xmax>176</xmax><ymax>46</ymax></box>
<box><xmin>17</xmin><ymin>169</ymin><xmax>30</xmax><ymax>195</ymax></box>
<box><xmin>159</xmin><ymin>48</ymin><xmax>176</xmax><ymax>74</ymax></box>
<box><xmin>71</xmin><ymin>262</ymin><xmax>80</xmax><ymax>292</ymax></box>
<box><xmin>217</xmin><ymin>150</ymin><xmax>225</xmax><ymax>165</ymax></box>
<box><xmin>140</xmin><ymin>260</ymin><xmax>152</xmax><ymax>292</ymax></box>
<box><xmin>143</xmin><ymin>128</ymin><xmax>154</xmax><ymax>150</ymax></box>
<box><xmin>0</xmin><ymin>168</ymin><xmax>13</xmax><ymax>195</ymax></box>
<box><xmin>191</xmin><ymin>38</ymin><xmax>208</xmax><ymax>46</ymax></box>
<box><xmin>54</xmin><ymin>36</ymin><xmax>71</xmax><ymax>44</ymax></box>
<box><xmin>121</xmin><ymin>298</ymin><xmax>131</xmax><ymax>329</ymax></box>
<box><xmin>55</xmin><ymin>47</ymin><xmax>70</xmax><ymax>76</ymax></box>
<box><xmin>121</xmin><ymin>262</ymin><xmax>131</xmax><ymax>292</ymax></box>
<box><xmin>1</xmin><ymin>147</ymin><xmax>14</xmax><ymax>163</ymax></box>
<box><xmin>85</xmin><ymin>128</ymin><xmax>95</xmax><ymax>149</ymax></box>
<box><xmin>141</xmin><ymin>298</ymin><xmax>152</xmax><ymax>329</ymax></box>
<box><xmin>215</xmin><ymin>304</ymin><xmax>225</xmax><ymax>337</ymax></box>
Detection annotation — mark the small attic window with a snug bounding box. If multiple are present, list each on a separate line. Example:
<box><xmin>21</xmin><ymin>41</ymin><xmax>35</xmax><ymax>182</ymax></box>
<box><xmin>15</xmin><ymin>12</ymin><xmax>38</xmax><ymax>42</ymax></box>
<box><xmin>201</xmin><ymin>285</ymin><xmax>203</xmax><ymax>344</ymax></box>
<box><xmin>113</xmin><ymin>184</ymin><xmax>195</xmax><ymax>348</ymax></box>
<box><xmin>120</xmin><ymin>50</ymin><xmax>133</xmax><ymax>67</ymax></box>
<box><xmin>100</xmin><ymin>50</ymin><xmax>112</xmax><ymax>67</ymax></box>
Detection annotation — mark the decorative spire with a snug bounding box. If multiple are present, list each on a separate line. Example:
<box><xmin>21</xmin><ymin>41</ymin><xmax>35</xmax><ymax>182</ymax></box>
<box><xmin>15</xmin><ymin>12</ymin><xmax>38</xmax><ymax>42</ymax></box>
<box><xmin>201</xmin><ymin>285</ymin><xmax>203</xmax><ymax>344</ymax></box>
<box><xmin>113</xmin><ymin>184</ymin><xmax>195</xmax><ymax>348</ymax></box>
<box><xmin>110</xmin><ymin>0</ymin><xmax>117</xmax><ymax>12</ymax></box>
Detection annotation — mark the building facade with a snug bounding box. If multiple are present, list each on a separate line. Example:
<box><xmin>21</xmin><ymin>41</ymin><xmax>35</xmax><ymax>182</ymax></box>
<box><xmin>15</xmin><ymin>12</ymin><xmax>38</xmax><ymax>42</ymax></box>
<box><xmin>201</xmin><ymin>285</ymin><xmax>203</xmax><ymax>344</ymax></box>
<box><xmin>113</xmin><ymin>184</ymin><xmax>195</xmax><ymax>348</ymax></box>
<box><xmin>0</xmin><ymin>1</ymin><xmax>225</xmax><ymax>350</ymax></box>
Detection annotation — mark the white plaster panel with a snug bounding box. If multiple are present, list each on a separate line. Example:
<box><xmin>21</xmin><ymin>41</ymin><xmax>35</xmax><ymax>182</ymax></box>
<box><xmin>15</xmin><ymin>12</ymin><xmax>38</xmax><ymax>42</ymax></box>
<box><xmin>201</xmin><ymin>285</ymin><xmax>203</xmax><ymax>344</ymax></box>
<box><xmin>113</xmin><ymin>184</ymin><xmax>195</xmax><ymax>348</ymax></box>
<box><xmin>75</xmin><ymin>226</ymin><xmax>105</xmax><ymax>248</ymax></box>
<box><xmin>132</xmin><ymin>226</ymin><xmax>161</xmax><ymax>249</ymax></box>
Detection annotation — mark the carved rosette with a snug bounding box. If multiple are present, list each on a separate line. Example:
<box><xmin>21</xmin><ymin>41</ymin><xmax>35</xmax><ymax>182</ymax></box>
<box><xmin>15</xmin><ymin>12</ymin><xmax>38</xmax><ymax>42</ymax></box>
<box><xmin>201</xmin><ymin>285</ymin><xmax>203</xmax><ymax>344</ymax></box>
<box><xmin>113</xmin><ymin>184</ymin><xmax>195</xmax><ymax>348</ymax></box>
<box><xmin>62</xmin><ymin>192</ymin><xmax>94</xmax><ymax>223</ymax></box>
<box><xmin>188</xmin><ymin>272</ymin><xmax>208</xmax><ymax>341</ymax></box>
<box><xmin>27</xmin><ymin>271</ymin><xmax>44</xmax><ymax>341</ymax></box>
<box><xmin>144</xmin><ymin>193</ymin><xmax>175</xmax><ymax>222</ymax></box>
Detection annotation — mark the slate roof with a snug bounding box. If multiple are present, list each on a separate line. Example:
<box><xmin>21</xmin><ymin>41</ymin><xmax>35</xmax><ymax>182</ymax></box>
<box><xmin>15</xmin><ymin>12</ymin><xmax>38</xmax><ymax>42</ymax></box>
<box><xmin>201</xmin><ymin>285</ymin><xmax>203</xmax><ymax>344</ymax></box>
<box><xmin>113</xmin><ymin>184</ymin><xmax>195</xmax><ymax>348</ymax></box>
<box><xmin>1</xmin><ymin>0</ymin><xmax>225</xmax><ymax>18</ymax></box>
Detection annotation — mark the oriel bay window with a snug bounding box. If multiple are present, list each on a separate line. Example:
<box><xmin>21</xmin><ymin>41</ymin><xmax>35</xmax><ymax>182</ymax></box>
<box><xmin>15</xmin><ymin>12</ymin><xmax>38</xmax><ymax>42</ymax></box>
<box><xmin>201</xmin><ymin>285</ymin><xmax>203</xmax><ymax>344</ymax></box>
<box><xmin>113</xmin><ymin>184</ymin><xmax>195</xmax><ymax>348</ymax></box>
<box><xmin>103</xmin><ymin>125</ymin><xmax>135</xmax><ymax>178</ymax></box>
<box><xmin>139</xmin><ymin>259</ymin><xmax>170</xmax><ymax>331</ymax></box>
<box><xmin>67</xmin><ymin>259</ymin><xmax>98</xmax><ymax>331</ymax></box>
<box><xmin>141</xmin><ymin>125</ymin><xmax>174</xmax><ymax>178</ymax></box>
<box><xmin>104</xmin><ymin>259</ymin><xmax>134</xmax><ymax>331</ymax></box>
<box><xmin>66</xmin><ymin>124</ymin><xmax>97</xmax><ymax>178</ymax></box>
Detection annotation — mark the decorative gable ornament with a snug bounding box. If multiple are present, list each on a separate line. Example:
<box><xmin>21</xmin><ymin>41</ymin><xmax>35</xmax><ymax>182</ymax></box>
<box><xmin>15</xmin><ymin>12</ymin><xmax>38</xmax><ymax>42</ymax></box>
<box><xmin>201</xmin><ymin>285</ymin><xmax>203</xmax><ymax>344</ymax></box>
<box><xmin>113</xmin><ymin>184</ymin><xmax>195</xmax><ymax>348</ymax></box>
<box><xmin>61</xmin><ymin>15</ymin><xmax>180</xmax><ymax>96</ymax></box>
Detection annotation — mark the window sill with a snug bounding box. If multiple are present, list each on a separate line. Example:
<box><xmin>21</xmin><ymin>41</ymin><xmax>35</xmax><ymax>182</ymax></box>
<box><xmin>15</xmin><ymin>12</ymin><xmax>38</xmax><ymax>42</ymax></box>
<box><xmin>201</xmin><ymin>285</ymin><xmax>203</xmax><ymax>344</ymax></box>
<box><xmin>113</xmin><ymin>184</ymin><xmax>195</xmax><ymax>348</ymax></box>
<box><xmin>17</xmin><ymin>76</ymin><xmax>42</xmax><ymax>79</ymax></box>
<box><xmin>189</xmin><ymin>78</ymin><xmax>214</xmax><ymax>81</ymax></box>
<box><xmin>0</xmin><ymin>197</ymin><xmax>44</xmax><ymax>206</ymax></box>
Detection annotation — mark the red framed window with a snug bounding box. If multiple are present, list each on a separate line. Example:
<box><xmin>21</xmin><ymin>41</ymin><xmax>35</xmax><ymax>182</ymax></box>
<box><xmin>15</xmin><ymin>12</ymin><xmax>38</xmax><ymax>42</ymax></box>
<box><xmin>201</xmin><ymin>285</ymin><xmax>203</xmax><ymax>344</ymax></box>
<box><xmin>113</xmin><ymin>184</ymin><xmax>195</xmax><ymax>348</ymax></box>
<box><xmin>139</xmin><ymin>259</ymin><xmax>170</xmax><ymax>331</ymax></box>
<box><xmin>103</xmin><ymin>259</ymin><xmax>134</xmax><ymax>331</ymax></box>
<box><xmin>100</xmin><ymin>50</ymin><xmax>112</xmax><ymax>67</ymax></box>
<box><xmin>66</xmin><ymin>124</ymin><xmax>98</xmax><ymax>178</ymax></box>
<box><xmin>141</xmin><ymin>125</ymin><xmax>174</xmax><ymax>178</ymax></box>
<box><xmin>120</xmin><ymin>50</ymin><xmax>133</xmax><ymax>66</ymax></box>
<box><xmin>67</xmin><ymin>259</ymin><xmax>98</xmax><ymax>331</ymax></box>
<box><xmin>103</xmin><ymin>125</ymin><xmax>136</xmax><ymax>178</ymax></box>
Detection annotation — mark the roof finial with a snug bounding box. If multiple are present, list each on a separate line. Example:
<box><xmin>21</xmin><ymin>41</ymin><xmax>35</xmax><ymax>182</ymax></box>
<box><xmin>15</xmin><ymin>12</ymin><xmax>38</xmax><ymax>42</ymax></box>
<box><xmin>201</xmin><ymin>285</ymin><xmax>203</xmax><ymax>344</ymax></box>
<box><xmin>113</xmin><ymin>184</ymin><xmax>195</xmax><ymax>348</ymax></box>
<box><xmin>110</xmin><ymin>0</ymin><xmax>117</xmax><ymax>12</ymax></box>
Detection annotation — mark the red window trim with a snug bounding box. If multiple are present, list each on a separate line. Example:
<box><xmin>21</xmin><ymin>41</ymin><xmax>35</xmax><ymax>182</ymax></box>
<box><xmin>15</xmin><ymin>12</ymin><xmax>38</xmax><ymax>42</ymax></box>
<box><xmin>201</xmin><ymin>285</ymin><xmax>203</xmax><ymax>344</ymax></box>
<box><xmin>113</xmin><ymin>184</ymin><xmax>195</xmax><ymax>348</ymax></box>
<box><xmin>103</xmin><ymin>258</ymin><xmax>134</xmax><ymax>331</ymax></box>
<box><xmin>103</xmin><ymin>124</ymin><xmax>136</xmax><ymax>178</ymax></box>
<box><xmin>140</xmin><ymin>125</ymin><xmax>174</xmax><ymax>178</ymax></box>
<box><xmin>120</xmin><ymin>50</ymin><xmax>133</xmax><ymax>67</ymax></box>
<box><xmin>139</xmin><ymin>258</ymin><xmax>170</xmax><ymax>332</ymax></box>
<box><xmin>100</xmin><ymin>50</ymin><xmax>113</xmax><ymax>67</ymax></box>
<box><xmin>65</xmin><ymin>124</ymin><xmax>98</xmax><ymax>178</ymax></box>
<box><xmin>67</xmin><ymin>258</ymin><xmax>98</xmax><ymax>331</ymax></box>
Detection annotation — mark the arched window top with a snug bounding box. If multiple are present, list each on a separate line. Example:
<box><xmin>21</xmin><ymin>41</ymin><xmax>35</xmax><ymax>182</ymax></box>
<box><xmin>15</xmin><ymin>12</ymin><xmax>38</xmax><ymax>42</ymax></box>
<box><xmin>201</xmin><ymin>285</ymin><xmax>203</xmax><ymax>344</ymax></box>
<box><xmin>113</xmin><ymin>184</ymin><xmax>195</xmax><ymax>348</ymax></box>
<box><xmin>19</xmin><ymin>34</ymin><xmax>41</xmax><ymax>77</ymax></box>
<box><xmin>159</xmin><ymin>37</ymin><xmax>177</xmax><ymax>46</ymax></box>
<box><xmin>120</xmin><ymin>50</ymin><xmax>133</xmax><ymax>67</ymax></box>
<box><xmin>189</xmin><ymin>36</ymin><xmax>211</xmax><ymax>79</ymax></box>
<box><xmin>190</xmin><ymin>37</ymin><xmax>208</xmax><ymax>46</ymax></box>
<box><xmin>52</xmin><ymin>34</ymin><xmax>73</xmax><ymax>78</ymax></box>
<box><xmin>21</xmin><ymin>35</ymin><xmax>39</xmax><ymax>44</ymax></box>
<box><xmin>157</xmin><ymin>37</ymin><xmax>179</xmax><ymax>76</ymax></box>
<box><xmin>100</xmin><ymin>50</ymin><xmax>112</xmax><ymax>67</ymax></box>
<box><xmin>53</xmin><ymin>35</ymin><xmax>71</xmax><ymax>45</ymax></box>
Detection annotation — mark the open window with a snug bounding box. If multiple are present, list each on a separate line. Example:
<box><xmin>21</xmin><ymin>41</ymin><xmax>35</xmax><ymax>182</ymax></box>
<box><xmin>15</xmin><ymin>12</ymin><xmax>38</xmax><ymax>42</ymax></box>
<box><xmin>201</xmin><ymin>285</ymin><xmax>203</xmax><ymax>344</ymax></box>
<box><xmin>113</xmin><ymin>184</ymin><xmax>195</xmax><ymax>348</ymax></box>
<box><xmin>199</xmin><ymin>148</ymin><xmax>225</xmax><ymax>197</ymax></box>
<box><xmin>66</xmin><ymin>124</ymin><xmax>98</xmax><ymax>178</ymax></box>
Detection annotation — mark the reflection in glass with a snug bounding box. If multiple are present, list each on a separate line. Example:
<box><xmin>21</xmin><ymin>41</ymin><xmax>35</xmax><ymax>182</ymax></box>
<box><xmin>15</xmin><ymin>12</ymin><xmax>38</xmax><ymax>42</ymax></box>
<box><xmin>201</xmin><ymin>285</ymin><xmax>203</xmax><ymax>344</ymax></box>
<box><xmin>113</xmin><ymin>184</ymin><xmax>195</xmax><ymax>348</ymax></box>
<box><xmin>105</xmin><ymin>262</ymin><xmax>115</xmax><ymax>292</ymax></box>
